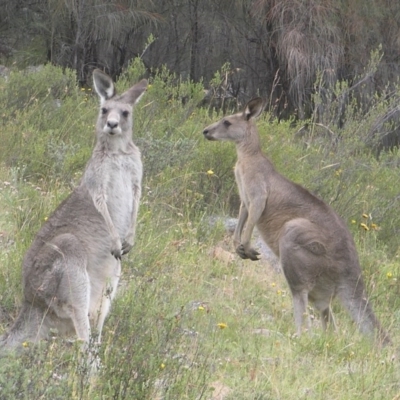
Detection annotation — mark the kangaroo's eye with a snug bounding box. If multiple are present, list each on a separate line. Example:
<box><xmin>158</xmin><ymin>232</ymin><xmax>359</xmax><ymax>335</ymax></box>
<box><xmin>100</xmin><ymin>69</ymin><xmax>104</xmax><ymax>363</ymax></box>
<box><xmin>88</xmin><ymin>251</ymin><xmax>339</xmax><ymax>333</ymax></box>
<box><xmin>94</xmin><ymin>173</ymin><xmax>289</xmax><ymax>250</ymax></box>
<box><xmin>101</xmin><ymin>107</ymin><xmax>108</xmax><ymax>115</ymax></box>
<box><xmin>223</xmin><ymin>120</ymin><xmax>231</xmax><ymax>127</ymax></box>
<box><xmin>122</xmin><ymin>110</ymin><xmax>129</xmax><ymax>118</ymax></box>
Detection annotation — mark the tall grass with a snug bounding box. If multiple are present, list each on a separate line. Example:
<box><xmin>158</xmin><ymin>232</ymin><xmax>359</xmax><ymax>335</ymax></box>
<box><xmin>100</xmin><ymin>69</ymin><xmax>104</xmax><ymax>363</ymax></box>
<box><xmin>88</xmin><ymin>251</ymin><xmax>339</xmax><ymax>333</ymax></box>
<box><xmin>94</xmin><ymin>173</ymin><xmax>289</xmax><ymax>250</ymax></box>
<box><xmin>0</xmin><ymin>60</ymin><xmax>399</xmax><ymax>399</ymax></box>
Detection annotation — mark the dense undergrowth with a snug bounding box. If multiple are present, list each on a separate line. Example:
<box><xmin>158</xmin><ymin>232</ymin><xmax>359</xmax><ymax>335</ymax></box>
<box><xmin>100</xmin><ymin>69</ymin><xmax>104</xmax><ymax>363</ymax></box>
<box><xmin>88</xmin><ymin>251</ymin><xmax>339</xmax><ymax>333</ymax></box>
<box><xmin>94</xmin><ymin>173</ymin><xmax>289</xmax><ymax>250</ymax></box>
<box><xmin>0</xmin><ymin>60</ymin><xmax>399</xmax><ymax>399</ymax></box>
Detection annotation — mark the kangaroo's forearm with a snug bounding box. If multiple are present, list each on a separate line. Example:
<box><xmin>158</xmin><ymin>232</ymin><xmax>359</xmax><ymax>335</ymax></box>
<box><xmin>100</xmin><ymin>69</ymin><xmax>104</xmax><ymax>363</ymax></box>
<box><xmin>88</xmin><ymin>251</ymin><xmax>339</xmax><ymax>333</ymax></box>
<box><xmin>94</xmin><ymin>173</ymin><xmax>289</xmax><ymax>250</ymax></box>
<box><xmin>234</xmin><ymin>203</ymin><xmax>248</xmax><ymax>244</ymax></box>
<box><xmin>128</xmin><ymin>186</ymin><xmax>141</xmax><ymax>238</ymax></box>
<box><xmin>93</xmin><ymin>193</ymin><xmax>120</xmax><ymax>242</ymax></box>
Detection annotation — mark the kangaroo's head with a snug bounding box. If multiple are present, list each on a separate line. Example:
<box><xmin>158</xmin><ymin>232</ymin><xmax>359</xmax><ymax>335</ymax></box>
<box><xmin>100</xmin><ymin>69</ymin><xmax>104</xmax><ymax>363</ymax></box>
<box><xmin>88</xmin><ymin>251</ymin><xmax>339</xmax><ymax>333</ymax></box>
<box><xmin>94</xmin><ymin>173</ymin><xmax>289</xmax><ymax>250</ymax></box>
<box><xmin>203</xmin><ymin>98</ymin><xmax>265</xmax><ymax>143</ymax></box>
<box><xmin>93</xmin><ymin>69</ymin><xmax>147</xmax><ymax>139</ymax></box>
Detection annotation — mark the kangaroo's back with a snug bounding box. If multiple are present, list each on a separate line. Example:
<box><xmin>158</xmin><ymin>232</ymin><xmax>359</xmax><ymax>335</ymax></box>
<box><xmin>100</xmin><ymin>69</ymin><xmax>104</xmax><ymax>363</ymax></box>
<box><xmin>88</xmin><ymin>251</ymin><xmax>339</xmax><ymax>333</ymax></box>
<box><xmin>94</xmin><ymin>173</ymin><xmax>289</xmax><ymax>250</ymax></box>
<box><xmin>256</xmin><ymin>165</ymin><xmax>353</xmax><ymax>257</ymax></box>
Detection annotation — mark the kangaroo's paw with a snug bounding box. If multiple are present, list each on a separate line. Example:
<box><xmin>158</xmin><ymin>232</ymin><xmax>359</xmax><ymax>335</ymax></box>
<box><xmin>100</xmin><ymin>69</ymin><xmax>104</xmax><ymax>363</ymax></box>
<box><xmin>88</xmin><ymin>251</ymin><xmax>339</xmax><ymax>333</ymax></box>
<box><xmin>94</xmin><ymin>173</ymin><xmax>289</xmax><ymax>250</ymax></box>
<box><xmin>111</xmin><ymin>248</ymin><xmax>122</xmax><ymax>260</ymax></box>
<box><xmin>121</xmin><ymin>240</ymin><xmax>133</xmax><ymax>255</ymax></box>
<box><xmin>111</xmin><ymin>238</ymin><xmax>122</xmax><ymax>260</ymax></box>
<box><xmin>236</xmin><ymin>245</ymin><xmax>260</xmax><ymax>261</ymax></box>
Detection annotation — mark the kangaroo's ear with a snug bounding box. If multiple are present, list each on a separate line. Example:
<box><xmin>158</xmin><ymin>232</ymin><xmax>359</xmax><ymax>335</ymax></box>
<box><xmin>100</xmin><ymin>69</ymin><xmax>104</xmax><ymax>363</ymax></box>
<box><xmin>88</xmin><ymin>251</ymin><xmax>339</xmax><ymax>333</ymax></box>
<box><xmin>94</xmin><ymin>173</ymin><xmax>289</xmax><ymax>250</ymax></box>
<box><xmin>243</xmin><ymin>97</ymin><xmax>265</xmax><ymax>121</ymax></box>
<box><xmin>119</xmin><ymin>79</ymin><xmax>148</xmax><ymax>105</ymax></box>
<box><xmin>93</xmin><ymin>69</ymin><xmax>116</xmax><ymax>104</ymax></box>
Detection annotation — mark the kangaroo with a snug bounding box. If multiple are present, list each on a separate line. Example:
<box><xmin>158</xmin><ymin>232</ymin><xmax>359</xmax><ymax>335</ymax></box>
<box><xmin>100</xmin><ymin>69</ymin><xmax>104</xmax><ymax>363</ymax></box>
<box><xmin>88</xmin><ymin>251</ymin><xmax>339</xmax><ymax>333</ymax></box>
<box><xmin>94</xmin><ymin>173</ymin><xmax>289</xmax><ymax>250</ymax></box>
<box><xmin>0</xmin><ymin>70</ymin><xmax>147</xmax><ymax>352</ymax></box>
<box><xmin>203</xmin><ymin>98</ymin><xmax>390</xmax><ymax>345</ymax></box>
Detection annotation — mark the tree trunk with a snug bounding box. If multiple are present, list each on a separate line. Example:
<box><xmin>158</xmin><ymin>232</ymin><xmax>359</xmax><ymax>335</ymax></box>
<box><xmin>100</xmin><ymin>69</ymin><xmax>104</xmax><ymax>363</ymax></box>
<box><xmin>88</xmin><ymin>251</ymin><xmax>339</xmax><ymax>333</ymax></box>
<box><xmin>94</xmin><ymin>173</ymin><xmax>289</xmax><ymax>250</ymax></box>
<box><xmin>189</xmin><ymin>0</ymin><xmax>199</xmax><ymax>81</ymax></box>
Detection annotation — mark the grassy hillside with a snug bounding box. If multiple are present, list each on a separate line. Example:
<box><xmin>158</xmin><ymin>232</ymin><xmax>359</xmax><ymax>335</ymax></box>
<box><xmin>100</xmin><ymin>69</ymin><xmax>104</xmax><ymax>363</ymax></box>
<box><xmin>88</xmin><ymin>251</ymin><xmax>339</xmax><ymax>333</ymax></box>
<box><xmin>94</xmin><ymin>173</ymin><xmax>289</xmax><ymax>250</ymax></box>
<box><xmin>0</xmin><ymin>61</ymin><xmax>399</xmax><ymax>399</ymax></box>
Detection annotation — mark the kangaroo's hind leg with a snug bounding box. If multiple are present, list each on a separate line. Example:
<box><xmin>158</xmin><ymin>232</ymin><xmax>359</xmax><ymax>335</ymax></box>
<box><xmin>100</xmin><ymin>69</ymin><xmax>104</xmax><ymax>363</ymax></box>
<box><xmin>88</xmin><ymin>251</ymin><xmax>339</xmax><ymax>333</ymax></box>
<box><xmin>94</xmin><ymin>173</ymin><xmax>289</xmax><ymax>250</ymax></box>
<box><xmin>87</xmin><ymin>254</ymin><xmax>121</xmax><ymax>344</ymax></box>
<box><xmin>279</xmin><ymin>218</ymin><xmax>330</xmax><ymax>336</ymax></box>
<box><xmin>39</xmin><ymin>234</ymin><xmax>102</xmax><ymax>370</ymax></box>
<box><xmin>95</xmin><ymin>263</ymin><xmax>120</xmax><ymax>344</ymax></box>
<box><xmin>291</xmin><ymin>289</ymin><xmax>311</xmax><ymax>336</ymax></box>
<box><xmin>311</xmin><ymin>296</ymin><xmax>336</xmax><ymax>332</ymax></box>
<box><xmin>320</xmin><ymin>306</ymin><xmax>336</xmax><ymax>332</ymax></box>
<box><xmin>26</xmin><ymin>233</ymin><xmax>91</xmax><ymax>343</ymax></box>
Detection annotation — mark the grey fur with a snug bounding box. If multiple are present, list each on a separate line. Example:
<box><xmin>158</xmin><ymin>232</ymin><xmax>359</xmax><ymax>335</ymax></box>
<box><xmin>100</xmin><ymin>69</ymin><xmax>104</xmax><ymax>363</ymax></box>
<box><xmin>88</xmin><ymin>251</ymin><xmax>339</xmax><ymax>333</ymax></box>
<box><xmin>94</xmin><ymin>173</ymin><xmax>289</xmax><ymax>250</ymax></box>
<box><xmin>0</xmin><ymin>70</ymin><xmax>147</xmax><ymax>350</ymax></box>
<box><xmin>203</xmin><ymin>98</ymin><xmax>390</xmax><ymax>345</ymax></box>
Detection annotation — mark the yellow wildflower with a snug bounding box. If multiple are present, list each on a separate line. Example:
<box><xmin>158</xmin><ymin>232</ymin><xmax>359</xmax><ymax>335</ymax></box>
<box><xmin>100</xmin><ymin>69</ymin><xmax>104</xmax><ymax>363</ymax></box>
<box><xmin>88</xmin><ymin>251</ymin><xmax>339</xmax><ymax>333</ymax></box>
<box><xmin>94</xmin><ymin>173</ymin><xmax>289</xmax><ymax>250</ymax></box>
<box><xmin>335</xmin><ymin>169</ymin><xmax>342</xmax><ymax>177</ymax></box>
<box><xmin>387</xmin><ymin>272</ymin><xmax>393</xmax><ymax>279</ymax></box>
<box><xmin>371</xmin><ymin>223</ymin><xmax>378</xmax><ymax>230</ymax></box>
<box><xmin>360</xmin><ymin>223</ymin><xmax>369</xmax><ymax>231</ymax></box>
<box><xmin>362</xmin><ymin>213</ymin><xmax>369</xmax><ymax>219</ymax></box>
<box><xmin>207</xmin><ymin>169</ymin><xmax>214</xmax><ymax>176</ymax></box>
<box><xmin>198</xmin><ymin>306</ymin><xmax>205</xmax><ymax>311</ymax></box>
<box><xmin>160</xmin><ymin>363</ymin><xmax>165</xmax><ymax>369</ymax></box>
<box><xmin>217</xmin><ymin>322</ymin><xmax>227</xmax><ymax>329</ymax></box>
<box><xmin>22</xmin><ymin>342</ymin><xmax>29</xmax><ymax>348</ymax></box>
<box><xmin>351</xmin><ymin>220</ymin><xmax>356</xmax><ymax>224</ymax></box>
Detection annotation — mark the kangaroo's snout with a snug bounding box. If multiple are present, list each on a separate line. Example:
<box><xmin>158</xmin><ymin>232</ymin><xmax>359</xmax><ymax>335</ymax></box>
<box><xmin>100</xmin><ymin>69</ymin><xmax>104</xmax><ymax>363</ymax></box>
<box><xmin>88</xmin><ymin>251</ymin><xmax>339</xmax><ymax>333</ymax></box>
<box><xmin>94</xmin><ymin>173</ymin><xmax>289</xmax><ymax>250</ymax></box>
<box><xmin>203</xmin><ymin>128</ymin><xmax>216</xmax><ymax>141</ymax></box>
<box><xmin>107</xmin><ymin>120</ymin><xmax>118</xmax><ymax>129</ymax></box>
<box><xmin>104</xmin><ymin>117</ymin><xmax>121</xmax><ymax>135</ymax></box>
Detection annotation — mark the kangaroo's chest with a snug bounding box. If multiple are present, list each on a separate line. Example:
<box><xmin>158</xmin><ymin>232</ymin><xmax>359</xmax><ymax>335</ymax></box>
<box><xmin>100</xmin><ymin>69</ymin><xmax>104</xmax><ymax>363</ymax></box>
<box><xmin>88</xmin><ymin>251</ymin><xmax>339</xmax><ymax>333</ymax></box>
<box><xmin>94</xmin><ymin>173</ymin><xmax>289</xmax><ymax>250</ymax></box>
<box><xmin>107</xmin><ymin>160</ymin><xmax>133</xmax><ymax>203</ymax></box>
<box><xmin>234</xmin><ymin>161</ymin><xmax>266</xmax><ymax>207</ymax></box>
<box><xmin>104</xmin><ymin>154</ymin><xmax>142</xmax><ymax>234</ymax></box>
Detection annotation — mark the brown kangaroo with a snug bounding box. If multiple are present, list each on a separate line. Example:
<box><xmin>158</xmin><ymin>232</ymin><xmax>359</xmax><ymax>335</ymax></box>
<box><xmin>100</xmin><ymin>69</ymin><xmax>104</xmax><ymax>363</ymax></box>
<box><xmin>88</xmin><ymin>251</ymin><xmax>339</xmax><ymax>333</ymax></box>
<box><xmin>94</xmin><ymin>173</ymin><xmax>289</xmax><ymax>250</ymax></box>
<box><xmin>203</xmin><ymin>98</ymin><xmax>390</xmax><ymax>344</ymax></box>
<box><xmin>0</xmin><ymin>70</ymin><xmax>147</xmax><ymax>354</ymax></box>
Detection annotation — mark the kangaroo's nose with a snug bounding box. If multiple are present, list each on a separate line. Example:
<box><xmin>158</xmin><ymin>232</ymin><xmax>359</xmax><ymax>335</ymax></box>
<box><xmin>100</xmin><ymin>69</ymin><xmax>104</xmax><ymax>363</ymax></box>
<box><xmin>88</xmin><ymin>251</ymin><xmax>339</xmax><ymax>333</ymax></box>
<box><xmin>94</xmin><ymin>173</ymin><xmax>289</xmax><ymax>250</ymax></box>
<box><xmin>107</xmin><ymin>120</ymin><xmax>118</xmax><ymax>129</ymax></box>
<box><xmin>203</xmin><ymin>129</ymin><xmax>209</xmax><ymax>135</ymax></box>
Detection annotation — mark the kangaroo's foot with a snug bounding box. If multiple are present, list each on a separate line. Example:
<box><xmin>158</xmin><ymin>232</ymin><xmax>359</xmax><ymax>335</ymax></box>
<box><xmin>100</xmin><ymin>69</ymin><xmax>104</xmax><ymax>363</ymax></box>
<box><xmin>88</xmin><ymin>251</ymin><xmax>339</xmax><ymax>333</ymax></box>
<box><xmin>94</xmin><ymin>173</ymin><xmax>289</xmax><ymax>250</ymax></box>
<box><xmin>236</xmin><ymin>244</ymin><xmax>260</xmax><ymax>261</ymax></box>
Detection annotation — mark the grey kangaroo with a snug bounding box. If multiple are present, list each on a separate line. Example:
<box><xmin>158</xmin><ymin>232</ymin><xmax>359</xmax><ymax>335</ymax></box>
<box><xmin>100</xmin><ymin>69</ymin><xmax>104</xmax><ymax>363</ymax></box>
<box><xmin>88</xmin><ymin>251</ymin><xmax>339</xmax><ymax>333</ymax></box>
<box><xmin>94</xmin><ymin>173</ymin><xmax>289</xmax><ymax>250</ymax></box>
<box><xmin>203</xmin><ymin>98</ymin><xmax>390</xmax><ymax>345</ymax></box>
<box><xmin>0</xmin><ymin>70</ymin><xmax>147</xmax><ymax>350</ymax></box>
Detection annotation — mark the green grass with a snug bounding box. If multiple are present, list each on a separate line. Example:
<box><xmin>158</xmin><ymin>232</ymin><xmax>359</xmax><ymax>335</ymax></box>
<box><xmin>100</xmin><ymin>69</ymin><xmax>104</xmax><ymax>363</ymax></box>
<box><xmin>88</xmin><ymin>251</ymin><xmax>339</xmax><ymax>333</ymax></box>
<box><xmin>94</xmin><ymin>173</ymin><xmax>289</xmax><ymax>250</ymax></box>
<box><xmin>0</xmin><ymin>61</ymin><xmax>399</xmax><ymax>399</ymax></box>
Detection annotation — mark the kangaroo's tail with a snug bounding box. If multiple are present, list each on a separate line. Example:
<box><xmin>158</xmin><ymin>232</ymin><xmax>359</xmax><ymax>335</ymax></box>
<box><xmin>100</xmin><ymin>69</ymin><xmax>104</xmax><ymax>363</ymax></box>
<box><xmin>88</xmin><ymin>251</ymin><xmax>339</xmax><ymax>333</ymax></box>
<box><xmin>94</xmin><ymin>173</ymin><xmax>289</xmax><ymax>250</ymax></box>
<box><xmin>339</xmin><ymin>282</ymin><xmax>391</xmax><ymax>346</ymax></box>
<box><xmin>0</xmin><ymin>302</ymin><xmax>48</xmax><ymax>353</ymax></box>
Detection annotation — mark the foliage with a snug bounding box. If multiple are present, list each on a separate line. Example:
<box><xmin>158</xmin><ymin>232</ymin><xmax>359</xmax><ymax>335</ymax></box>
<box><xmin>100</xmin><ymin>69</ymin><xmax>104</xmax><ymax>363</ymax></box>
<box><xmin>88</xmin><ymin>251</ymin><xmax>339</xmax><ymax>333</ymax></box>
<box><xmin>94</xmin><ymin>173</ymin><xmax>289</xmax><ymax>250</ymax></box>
<box><xmin>257</xmin><ymin>0</ymin><xmax>344</xmax><ymax>119</ymax></box>
<box><xmin>0</xmin><ymin>64</ymin><xmax>93</xmax><ymax>183</ymax></box>
<box><xmin>0</xmin><ymin>61</ymin><xmax>400</xmax><ymax>399</ymax></box>
<box><xmin>2</xmin><ymin>0</ymin><xmax>400</xmax><ymax>133</ymax></box>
